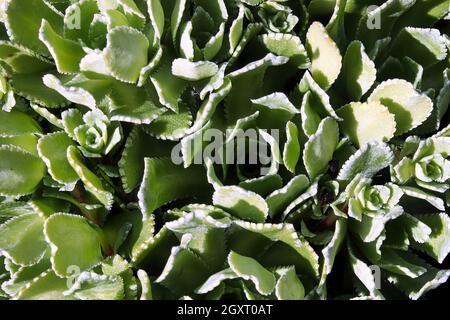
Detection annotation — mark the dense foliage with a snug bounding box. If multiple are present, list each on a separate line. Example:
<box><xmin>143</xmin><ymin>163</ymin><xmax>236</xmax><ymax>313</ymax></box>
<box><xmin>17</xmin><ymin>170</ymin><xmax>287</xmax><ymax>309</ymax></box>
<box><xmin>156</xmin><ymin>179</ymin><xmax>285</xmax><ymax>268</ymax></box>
<box><xmin>0</xmin><ymin>0</ymin><xmax>449</xmax><ymax>300</ymax></box>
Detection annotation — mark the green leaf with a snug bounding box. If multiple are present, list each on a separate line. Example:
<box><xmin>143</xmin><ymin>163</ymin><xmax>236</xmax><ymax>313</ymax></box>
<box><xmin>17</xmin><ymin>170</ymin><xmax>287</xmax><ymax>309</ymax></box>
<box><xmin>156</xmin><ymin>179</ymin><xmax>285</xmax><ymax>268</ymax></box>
<box><xmin>391</xmin><ymin>27</ymin><xmax>447</xmax><ymax>67</ymax></box>
<box><xmin>251</xmin><ymin>92</ymin><xmax>299</xmax><ymax>128</ymax></box>
<box><xmin>0</xmin><ymin>110</ymin><xmax>41</xmax><ymax>137</ymax></box>
<box><xmin>401</xmin><ymin>186</ymin><xmax>445</xmax><ymax>211</ymax></box>
<box><xmin>303</xmin><ymin>117</ymin><xmax>339</xmax><ymax>179</ymax></box>
<box><xmin>4</xmin><ymin>0</ymin><xmax>64</xmax><ymax>56</ymax></box>
<box><xmin>275</xmin><ymin>266</ymin><xmax>305</xmax><ymax>300</ymax></box>
<box><xmin>341</xmin><ymin>40</ymin><xmax>376</xmax><ymax>101</ymax></box>
<box><xmin>65</xmin><ymin>271</ymin><xmax>124</xmax><ymax>300</ymax></box>
<box><xmin>63</xmin><ymin>0</ymin><xmax>99</xmax><ymax>44</ymax></box>
<box><xmin>1</xmin><ymin>257</ymin><xmax>51</xmax><ymax>297</ymax></box>
<box><xmin>368</xmin><ymin>79</ymin><xmax>433</xmax><ymax>135</ymax></box>
<box><xmin>172</xmin><ymin>59</ymin><xmax>219</xmax><ymax>81</ymax></box>
<box><xmin>196</xmin><ymin>268</ymin><xmax>238</xmax><ymax>295</ymax></box>
<box><xmin>39</xmin><ymin>20</ymin><xmax>86</xmax><ymax>74</ymax></box>
<box><xmin>44</xmin><ymin>213</ymin><xmax>103</xmax><ymax>277</ymax></box>
<box><xmin>67</xmin><ymin>145</ymin><xmax>114</xmax><ymax>209</ymax></box>
<box><xmin>299</xmin><ymin>71</ymin><xmax>342</xmax><ymax>123</ymax></box>
<box><xmin>387</xmin><ymin>253</ymin><xmax>450</xmax><ymax>300</ymax></box>
<box><xmin>320</xmin><ymin>219</ymin><xmax>347</xmax><ymax>286</ymax></box>
<box><xmin>356</xmin><ymin>0</ymin><xmax>415</xmax><ymax>53</ymax></box>
<box><xmin>37</xmin><ymin>132</ymin><xmax>78</xmax><ymax>185</ymax></box>
<box><xmin>137</xmin><ymin>269</ymin><xmax>152</xmax><ymax>300</ymax></box>
<box><xmin>337</xmin><ymin>142</ymin><xmax>394</xmax><ymax>181</ymax></box>
<box><xmin>118</xmin><ymin>127</ymin><xmax>175</xmax><ymax>193</ymax></box>
<box><xmin>147</xmin><ymin>0</ymin><xmax>165</xmax><ymax>39</ymax></box>
<box><xmin>348</xmin><ymin>244</ymin><xmax>382</xmax><ymax>298</ymax></box>
<box><xmin>155</xmin><ymin>235</ymin><xmax>210</xmax><ymax>296</ymax></box>
<box><xmin>213</xmin><ymin>186</ymin><xmax>269</xmax><ymax>223</ymax></box>
<box><xmin>10</xmin><ymin>73</ymin><xmax>68</xmax><ymax>108</ymax></box>
<box><xmin>138</xmin><ymin>158</ymin><xmax>211</xmax><ymax>218</ymax></box>
<box><xmin>143</xmin><ymin>105</ymin><xmax>192</xmax><ymax>140</ymax></box>
<box><xmin>337</xmin><ymin>101</ymin><xmax>396</xmax><ymax>148</ymax></box>
<box><xmin>266</xmin><ymin>175</ymin><xmax>310</xmax><ymax>218</ymax></box>
<box><xmin>15</xmin><ymin>269</ymin><xmax>75</xmax><ymax>300</ymax></box>
<box><xmin>228</xmin><ymin>221</ymin><xmax>320</xmax><ymax>278</ymax></box>
<box><xmin>238</xmin><ymin>174</ymin><xmax>283</xmax><ymax>197</ymax></box>
<box><xmin>283</xmin><ymin>121</ymin><xmax>300</xmax><ymax>173</ymax></box>
<box><xmin>0</xmin><ymin>41</ymin><xmax>53</xmax><ymax>74</ymax></box>
<box><xmin>0</xmin><ymin>213</ymin><xmax>47</xmax><ymax>266</ymax></box>
<box><xmin>412</xmin><ymin>213</ymin><xmax>450</xmax><ymax>264</ymax></box>
<box><xmin>149</xmin><ymin>54</ymin><xmax>188</xmax><ymax>113</ymax></box>
<box><xmin>380</xmin><ymin>249</ymin><xmax>427</xmax><ymax>278</ymax></box>
<box><xmin>0</xmin><ymin>145</ymin><xmax>45</xmax><ymax>196</ymax></box>
<box><xmin>306</xmin><ymin>21</ymin><xmax>342</xmax><ymax>89</ymax></box>
<box><xmin>261</xmin><ymin>33</ymin><xmax>310</xmax><ymax>69</ymax></box>
<box><xmin>228</xmin><ymin>251</ymin><xmax>275</xmax><ymax>296</ymax></box>
<box><xmin>104</xmin><ymin>26</ymin><xmax>149</xmax><ymax>83</ymax></box>
<box><xmin>166</xmin><ymin>211</ymin><xmax>229</xmax><ymax>272</ymax></box>
<box><xmin>42</xmin><ymin>74</ymin><xmax>98</xmax><ymax>109</ymax></box>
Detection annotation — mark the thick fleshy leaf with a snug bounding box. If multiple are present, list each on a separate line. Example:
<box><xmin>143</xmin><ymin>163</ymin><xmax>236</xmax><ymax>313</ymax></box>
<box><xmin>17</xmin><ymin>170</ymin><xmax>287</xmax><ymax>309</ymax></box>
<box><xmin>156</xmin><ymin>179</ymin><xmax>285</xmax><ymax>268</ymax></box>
<box><xmin>65</xmin><ymin>272</ymin><xmax>124</xmax><ymax>300</ymax></box>
<box><xmin>143</xmin><ymin>105</ymin><xmax>192</xmax><ymax>140</ymax></box>
<box><xmin>299</xmin><ymin>72</ymin><xmax>342</xmax><ymax>123</ymax></box>
<box><xmin>306</xmin><ymin>21</ymin><xmax>342</xmax><ymax>89</ymax></box>
<box><xmin>196</xmin><ymin>268</ymin><xmax>238</xmax><ymax>295</ymax></box>
<box><xmin>228</xmin><ymin>221</ymin><xmax>320</xmax><ymax>278</ymax></box>
<box><xmin>0</xmin><ymin>41</ymin><xmax>53</xmax><ymax>74</ymax></box>
<box><xmin>356</xmin><ymin>0</ymin><xmax>415</xmax><ymax>53</ymax></box>
<box><xmin>63</xmin><ymin>0</ymin><xmax>99</xmax><ymax>44</ymax></box>
<box><xmin>412</xmin><ymin>213</ymin><xmax>450</xmax><ymax>264</ymax></box>
<box><xmin>261</xmin><ymin>33</ymin><xmax>310</xmax><ymax>69</ymax></box>
<box><xmin>275</xmin><ymin>266</ymin><xmax>305</xmax><ymax>300</ymax></box>
<box><xmin>391</xmin><ymin>27</ymin><xmax>447</xmax><ymax>67</ymax></box>
<box><xmin>0</xmin><ymin>145</ymin><xmax>45</xmax><ymax>196</ymax></box>
<box><xmin>1</xmin><ymin>257</ymin><xmax>51</xmax><ymax>297</ymax></box>
<box><xmin>149</xmin><ymin>55</ymin><xmax>188</xmax><ymax>113</ymax></box>
<box><xmin>401</xmin><ymin>186</ymin><xmax>445</xmax><ymax>211</ymax></box>
<box><xmin>44</xmin><ymin>213</ymin><xmax>103</xmax><ymax>277</ymax></box>
<box><xmin>225</xmin><ymin>53</ymin><xmax>288</xmax><ymax>123</ymax></box>
<box><xmin>137</xmin><ymin>269</ymin><xmax>152</xmax><ymax>300</ymax></box>
<box><xmin>283</xmin><ymin>121</ymin><xmax>300</xmax><ymax>173</ymax></box>
<box><xmin>166</xmin><ymin>211</ymin><xmax>228</xmax><ymax>272</ymax></box>
<box><xmin>0</xmin><ymin>110</ymin><xmax>41</xmax><ymax>137</ymax></box>
<box><xmin>337</xmin><ymin>142</ymin><xmax>394</xmax><ymax>181</ymax></box>
<box><xmin>67</xmin><ymin>145</ymin><xmax>114</xmax><ymax>209</ymax></box>
<box><xmin>266</xmin><ymin>175</ymin><xmax>310</xmax><ymax>218</ymax></box>
<box><xmin>228</xmin><ymin>251</ymin><xmax>275</xmax><ymax>296</ymax></box>
<box><xmin>348</xmin><ymin>244</ymin><xmax>383</xmax><ymax>298</ymax></box>
<box><xmin>251</xmin><ymin>92</ymin><xmax>299</xmax><ymax>129</ymax></box>
<box><xmin>213</xmin><ymin>186</ymin><xmax>269</xmax><ymax>223</ymax></box>
<box><xmin>337</xmin><ymin>101</ymin><xmax>396</xmax><ymax>148</ymax></box>
<box><xmin>104</xmin><ymin>26</ymin><xmax>149</xmax><ymax>83</ymax></box>
<box><xmin>303</xmin><ymin>117</ymin><xmax>339</xmax><ymax>179</ymax></box>
<box><xmin>15</xmin><ymin>269</ymin><xmax>75</xmax><ymax>300</ymax></box>
<box><xmin>387</xmin><ymin>253</ymin><xmax>450</xmax><ymax>300</ymax></box>
<box><xmin>0</xmin><ymin>213</ymin><xmax>47</xmax><ymax>266</ymax></box>
<box><xmin>155</xmin><ymin>235</ymin><xmax>210</xmax><ymax>296</ymax></box>
<box><xmin>4</xmin><ymin>0</ymin><xmax>64</xmax><ymax>56</ymax></box>
<box><xmin>138</xmin><ymin>158</ymin><xmax>210</xmax><ymax>218</ymax></box>
<box><xmin>172</xmin><ymin>59</ymin><xmax>218</xmax><ymax>81</ymax></box>
<box><xmin>118</xmin><ymin>127</ymin><xmax>175</xmax><ymax>193</ymax></box>
<box><xmin>320</xmin><ymin>219</ymin><xmax>347</xmax><ymax>286</ymax></box>
<box><xmin>39</xmin><ymin>20</ymin><xmax>85</xmax><ymax>74</ymax></box>
<box><xmin>37</xmin><ymin>132</ymin><xmax>78</xmax><ymax>185</ymax></box>
<box><xmin>10</xmin><ymin>73</ymin><xmax>68</xmax><ymax>108</ymax></box>
<box><xmin>368</xmin><ymin>79</ymin><xmax>433</xmax><ymax>135</ymax></box>
<box><xmin>341</xmin><ymin>40</ymin><xmax>376</xmax><ymax>101</ymax></box>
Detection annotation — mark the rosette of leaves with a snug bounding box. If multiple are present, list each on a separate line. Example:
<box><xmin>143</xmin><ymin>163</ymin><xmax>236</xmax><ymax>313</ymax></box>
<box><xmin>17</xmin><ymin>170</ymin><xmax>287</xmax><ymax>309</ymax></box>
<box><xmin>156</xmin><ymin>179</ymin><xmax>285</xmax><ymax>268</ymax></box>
<box><xmin>0</xmin><ymin>0</ymin><xmax>450</xmax><ymax>301</ymax></box>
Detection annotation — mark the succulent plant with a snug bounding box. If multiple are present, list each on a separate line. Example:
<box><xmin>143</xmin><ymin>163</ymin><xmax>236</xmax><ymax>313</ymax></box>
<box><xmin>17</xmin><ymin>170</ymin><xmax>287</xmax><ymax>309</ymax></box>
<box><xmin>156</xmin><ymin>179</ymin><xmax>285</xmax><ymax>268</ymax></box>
<box><xmin>0</xmin><ymin>0</ymin><xmax>449</xmax><ymax>300</ymax></box>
